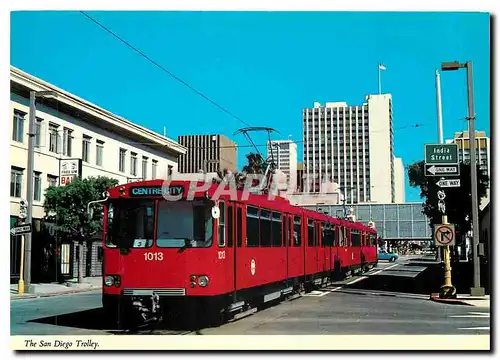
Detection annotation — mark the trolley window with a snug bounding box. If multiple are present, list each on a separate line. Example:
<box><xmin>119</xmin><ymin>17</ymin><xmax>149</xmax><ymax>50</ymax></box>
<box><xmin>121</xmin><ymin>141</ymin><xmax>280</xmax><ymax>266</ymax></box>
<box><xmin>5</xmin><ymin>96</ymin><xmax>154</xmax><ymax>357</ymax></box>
<box><xmin>246</xmin><ymin>206</ymin><xmax>259</xmax><ymax>247</ymax></box>
<box><xmin>322</xmin><ymin>222</ymin><xmax>329</xmax><ymax>247</ymax></box>
<box><xmin>260</xmin><ymin>209</ymin><xmax>272</xmax><ymax>247</ymax></box>
<box><xmin>218</xmin><ymin>202</ymin><xmax>226</xmax><ymax>247</ymax></box>
<box><xmin>106</xmin><ymin>200</ymin><xmax>154</xmax><ymax>249</ymax></box>
<box><xmin>237</xmin><ymin>207</ymin><xmax>242</xmax><ymax>247</ymax></box>
<box><xmin>323</xmin><ymin>222</ymin><xmax>335</xmax><ymax>247</ymax></box>
<box><xmin>293</xmin><ymin>216</ymin><xmax>301</xmax><ymax>247</ymax></box>
<box><xmin>351</xmin><ymin>230</ymin><xmax>360</xmax><ymax>247</ymax></box>
<box><xmin>156</xmin><ymin>199</ymin><xmax>213</xmax><ymax>248</ymax></box>
<box><xmin>307</xmin><ymin>219</ymin><xmax>315</xmax><ymax>247</ymax></box>
<box><xmin>338</xmin><ymin>226</ymin><xmax>344</xmax><ymax>247</ymax></box>
<box><xmin>271</xmin><ymin>212</ymin><xmax>282</xmax><ymax>247</ymax></box>
<box><xmin>227</xmin><ymin>205</ymin><xmax>233</xmax><ymax>248</ymax></box>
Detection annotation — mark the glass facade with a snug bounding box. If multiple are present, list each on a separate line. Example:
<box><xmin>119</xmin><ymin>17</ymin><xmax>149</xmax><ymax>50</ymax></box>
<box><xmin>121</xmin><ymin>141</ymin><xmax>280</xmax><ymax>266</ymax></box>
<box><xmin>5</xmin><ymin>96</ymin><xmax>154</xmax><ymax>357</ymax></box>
<box><xmin>304</xmin><ymin>203</ymin><xmax>432</xmax><ymax>240</ymax></box>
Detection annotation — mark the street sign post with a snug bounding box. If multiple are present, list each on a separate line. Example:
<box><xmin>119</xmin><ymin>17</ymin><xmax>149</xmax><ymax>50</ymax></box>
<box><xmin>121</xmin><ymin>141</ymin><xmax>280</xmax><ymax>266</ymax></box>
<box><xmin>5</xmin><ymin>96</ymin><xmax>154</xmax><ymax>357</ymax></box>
<box><xmin>434</xmin><ymin>224</ymin><xmax>456</xmax><ymax>247</ymax></box>
<box><xmin>424</xmin><ymin>144</ymin><xmax>460</xmax><ymax>177</ymax></box>
<box><xmin>10</xmin><ymin>224</ymin><xmax>32</xmax><ymax>236</ymax></box>
<box><xmin>437</xmin><ymin>178</ymin><xmax>461</xmax><ymax>188</ymax></box>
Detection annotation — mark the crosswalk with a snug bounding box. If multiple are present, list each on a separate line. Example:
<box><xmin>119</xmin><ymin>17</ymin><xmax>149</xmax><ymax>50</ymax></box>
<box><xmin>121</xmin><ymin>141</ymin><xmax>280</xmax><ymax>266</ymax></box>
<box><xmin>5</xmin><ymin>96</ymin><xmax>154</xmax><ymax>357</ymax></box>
<box><xmin>450</xmin><ymin>312</ymin><xmax>489</xmax><ymax>318</ymax></box>
<box><xmin>450</xmin><ymin>312</ymin><xmax>490</xmax><ymax>332</ymax></box>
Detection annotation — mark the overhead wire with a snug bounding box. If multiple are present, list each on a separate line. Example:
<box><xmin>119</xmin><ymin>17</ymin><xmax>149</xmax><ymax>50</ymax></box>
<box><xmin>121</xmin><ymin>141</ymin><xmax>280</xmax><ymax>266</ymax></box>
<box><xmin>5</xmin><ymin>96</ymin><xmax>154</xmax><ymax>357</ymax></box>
<box><xmin>41</xmin><ymin>122</ymin><xmax>430</xmax><ymax>149</ymax></box>
<box><xmin>79</xmin><ymin>11</ymin><xmax>252</xmax><ymax>129</ymax></box>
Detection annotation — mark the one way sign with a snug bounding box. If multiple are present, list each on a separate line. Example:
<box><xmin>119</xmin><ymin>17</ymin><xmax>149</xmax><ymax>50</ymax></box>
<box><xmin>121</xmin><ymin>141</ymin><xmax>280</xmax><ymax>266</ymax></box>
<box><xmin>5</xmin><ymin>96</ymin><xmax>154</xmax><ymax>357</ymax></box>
<box><xmin>425</xmin><ymin>164</ymin><xmax>460</xmax><ymax>177</ymax></box>
<box><xmin>10</xmin><ymin>223</ymin><xmax>32</xmax><ymax>236</ymax></box>
<box><xmin>437</xmin><ymin>179</ymin><xmax>461</xmax><ymax>188</ymax></box>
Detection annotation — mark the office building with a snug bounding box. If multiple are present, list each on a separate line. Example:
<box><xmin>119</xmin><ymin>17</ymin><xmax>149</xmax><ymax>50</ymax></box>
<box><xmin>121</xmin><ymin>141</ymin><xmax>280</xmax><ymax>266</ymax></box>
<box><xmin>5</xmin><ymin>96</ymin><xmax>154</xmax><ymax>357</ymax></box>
<box><xmin>446</xmin><ymin>130</ymin><xmax>490</xmax><ymax>179</ymax></box>
<box><xmin>178</xmin><ymin>134</ymin><xmax>237</xmax><ymax>173</ymax></box>
<box><xmin>267</xmin><ymin>139</ymin><xmax>297</xmax><ymax>192</ymax></box>
<box><xmin>296</xmin><ymin>162</ymin><xmax>304</xmax><ymax>192</ymax></box>
<box><xmin>10</xmin><ymin>66</ymin><xmax>186</xmax><ymax>283</ymax></box>
<box><xmin>302</xmin><ymin>94</ymin><xmax>395</xmax><ymax>203</ymax></box>
<box><xmin>394</xmin><ymin>157</ymin><xmax>405</xmax><ymax>203</ymax></box>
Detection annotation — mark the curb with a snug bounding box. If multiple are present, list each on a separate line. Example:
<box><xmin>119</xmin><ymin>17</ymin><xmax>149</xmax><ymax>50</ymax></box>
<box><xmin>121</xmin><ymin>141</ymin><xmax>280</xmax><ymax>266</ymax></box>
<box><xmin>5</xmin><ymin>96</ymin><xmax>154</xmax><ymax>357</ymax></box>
<box><xmin>10</xmin><ymin>286</ymin><xmax>102</xmax><ymax>300</ymax></box>
<box><xmin>429</xmin><ymin>295</ymin><xmax>474</xmax><ymax>306</ymax></box>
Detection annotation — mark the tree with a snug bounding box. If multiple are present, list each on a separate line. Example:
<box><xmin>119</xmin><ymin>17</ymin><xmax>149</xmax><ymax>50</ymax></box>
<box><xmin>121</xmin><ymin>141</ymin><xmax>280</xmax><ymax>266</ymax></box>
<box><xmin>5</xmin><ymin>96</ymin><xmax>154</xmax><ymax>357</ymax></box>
<box><xmin>43</xmin><ymin>176</ymin><xmax>119</xmax><ymax>283</ymax></box>
<box><xmin>242</xmin><ymin>152</ymin><xmax>267</xmax><ymax>174</ymax></box>
<box><xmin>407</xmin><ymin>161</ymin><xmax>489</xmax><ymax>248</ymax></box>
<box><xmin>213</xmin><ymin>152</ymin><xmax>270</xmax><ymax>190</ymax></box>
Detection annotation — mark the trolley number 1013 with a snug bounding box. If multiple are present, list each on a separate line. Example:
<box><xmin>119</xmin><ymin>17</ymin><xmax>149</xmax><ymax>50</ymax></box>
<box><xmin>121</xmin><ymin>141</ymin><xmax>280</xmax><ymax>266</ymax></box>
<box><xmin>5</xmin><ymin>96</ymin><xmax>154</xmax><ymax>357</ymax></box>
<box><xmin>144</xmin><ymin>252</ymin><xmax>164</xmax><ymax>261</ymax></box>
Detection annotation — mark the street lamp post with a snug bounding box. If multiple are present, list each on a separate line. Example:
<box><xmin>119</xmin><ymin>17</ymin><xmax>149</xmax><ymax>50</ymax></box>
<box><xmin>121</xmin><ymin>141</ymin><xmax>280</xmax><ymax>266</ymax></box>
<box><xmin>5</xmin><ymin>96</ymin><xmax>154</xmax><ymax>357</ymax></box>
<box><xmin>24</xmin><ymin>90</ymin><xmax>58</xmax><ymax>293</ymax></box>
<box><xmin>441</xmin><ymin>60</ymin><xmax>484</xmax><ymax>296</ymax></box>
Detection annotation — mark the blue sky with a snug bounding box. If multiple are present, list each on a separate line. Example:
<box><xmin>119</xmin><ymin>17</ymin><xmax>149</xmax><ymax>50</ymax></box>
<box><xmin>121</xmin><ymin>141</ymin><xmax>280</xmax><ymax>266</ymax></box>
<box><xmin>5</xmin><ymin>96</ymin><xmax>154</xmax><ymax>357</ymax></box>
<box><xmin>10</xmin><ymin>11</ymin><xmax>490</xmax><ymax>202</ymax></box>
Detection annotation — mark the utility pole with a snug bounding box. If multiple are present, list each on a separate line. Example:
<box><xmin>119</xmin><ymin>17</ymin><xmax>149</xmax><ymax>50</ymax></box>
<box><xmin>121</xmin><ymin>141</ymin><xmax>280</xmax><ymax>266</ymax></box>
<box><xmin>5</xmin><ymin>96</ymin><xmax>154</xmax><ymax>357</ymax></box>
<box><xmin>435</xmin><ymin>70</ymin><xmax>443</xmax><ymax>263</ymax></box>
<box><xmin>466</xmin><ymin>61</ymin><xmax>484</xmax><ymax>296</ymax></box>
<box><xmin>23</xmin><ymin>91</ymin><xmax>36</xmax><ymax>293</ymax></box>
<box><xmin>24</xmin><ymin>90</ymin><xmax>57</xmax><ymax>293</ymax></box>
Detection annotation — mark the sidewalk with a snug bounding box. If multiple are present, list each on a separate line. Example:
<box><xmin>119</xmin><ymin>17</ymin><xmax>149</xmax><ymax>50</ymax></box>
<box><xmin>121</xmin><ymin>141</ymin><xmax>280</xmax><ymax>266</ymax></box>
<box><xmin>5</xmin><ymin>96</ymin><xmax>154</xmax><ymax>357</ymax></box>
<box><xmin>430</xmin><ymin>293</ymin><xmax>490</xmax><ymax>308</ymax></box>
<box><xmin>10</xmin><ymin>277</ymin><xmax>102</xmax><ymax>300</ymax></box>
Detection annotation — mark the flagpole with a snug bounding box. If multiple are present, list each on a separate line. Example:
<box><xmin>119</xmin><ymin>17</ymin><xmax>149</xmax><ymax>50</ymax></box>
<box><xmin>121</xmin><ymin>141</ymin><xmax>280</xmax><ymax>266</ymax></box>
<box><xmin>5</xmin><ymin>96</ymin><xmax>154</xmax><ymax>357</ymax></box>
<box><xmin>378</xmin><ymin>65</ymin><xmax>382</xmax><ymax>94</ymax></box>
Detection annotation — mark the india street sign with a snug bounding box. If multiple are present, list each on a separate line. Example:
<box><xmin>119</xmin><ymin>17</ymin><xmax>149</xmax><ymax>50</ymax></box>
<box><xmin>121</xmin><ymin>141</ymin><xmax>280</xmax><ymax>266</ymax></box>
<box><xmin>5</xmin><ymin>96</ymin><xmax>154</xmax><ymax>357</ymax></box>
<box><xmin>436</xmin><ymin>178</ymin><xmax>461</xmax><ymax>188</ymax></box>
<box><xmin>424</xmin><ymin>144</ymin><xmax>459</xmax><ymax>165</ymax></box>
<box><xmin>10</xmin><ymin>223</ymin><xmax>32</xmax><ymax>236</ymax></box>
<box><xmin>434</xmin><ymin>224</ymin><xmax>456</xmax><ymax>246</ymax></box>
<box><xmin>425</xmin><ymin>164</ymin><xmax>460</xmax><ymax>177</ymax></box>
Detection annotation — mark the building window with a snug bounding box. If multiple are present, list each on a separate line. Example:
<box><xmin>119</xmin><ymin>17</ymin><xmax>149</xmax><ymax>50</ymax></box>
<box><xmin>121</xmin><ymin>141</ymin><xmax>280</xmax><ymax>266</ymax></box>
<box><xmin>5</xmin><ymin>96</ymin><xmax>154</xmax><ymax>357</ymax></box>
<box><xmin>62</xmin><ymin>128</ymin><xmax>73</xmax><ymax>156</ymax></box>
<box><xmin>34</xmin><ymin>172</ymin><xmax>41</xmax><ymax>202</ymax></box>
<box><xmin>142</xmin><ymin>156</ymin><xmax>148</xmax><ymax>179</ymax></box>
<box><xmin>10</xmin><ymin>167</ymin><xmax>23</xmax><ymax>198</ymax></box>
<box><xmin>96</xmin><ymin>140</ymin><xmax>104</xmax><ymax>166</ymax></box>
<box><xmin>130</xmin><ymin>152</ymin><xmax>137</xmax><ymax>176</ymax></box>
<box><xmin>12</xmin><ymin>110</ymin><xmax>25</xmax><ymax>143</ymax></box>
<box><xmin>49</xmin><ymin>123</ymin><xmax>60</xmax><ymax>153</ymax></box>
<box><xmin>119</xmin><ymin>148</ymin><xmax>126</xmax><ymax>172</ymax></box>
<box><xmin>47</xmin><ymin>174</ymin><xmax>58</xmax><ymax>187</ymax></box>
<box><xmin>34</xmin><ymin>118</ymin><xmax>43</xmax><ymax>148</ymax></box>
<box><xmin>82</xmin><ymin>135</ymin><xmax>91</xmax><ymax>163</ymax></box>
<box><xmin>152</xmin><ymin>160</ymin><xmax>158</xmax><ymax>179</ymax></box>
<box><xmin>168</xmin><ymin>165</ymin><xmax>173</xmax><ymax>180</ymax></box>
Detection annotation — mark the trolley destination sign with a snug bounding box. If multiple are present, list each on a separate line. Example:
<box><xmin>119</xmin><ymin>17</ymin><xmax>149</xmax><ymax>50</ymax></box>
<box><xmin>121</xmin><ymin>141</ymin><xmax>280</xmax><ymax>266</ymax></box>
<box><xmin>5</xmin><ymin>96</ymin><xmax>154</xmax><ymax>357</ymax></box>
<box><xmin>129</xmin><ymin>185</ymin><xmax>184</xmax><ymax>197</ymax></box>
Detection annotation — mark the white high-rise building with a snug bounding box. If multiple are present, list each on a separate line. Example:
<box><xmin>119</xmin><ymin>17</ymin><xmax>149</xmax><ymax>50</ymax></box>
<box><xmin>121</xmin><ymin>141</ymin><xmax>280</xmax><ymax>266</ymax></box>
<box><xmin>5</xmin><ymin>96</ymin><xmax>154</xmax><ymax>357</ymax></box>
<box><xmin>302</xmin><ymin>94</ymin><xmax>395</xmax><ymax>203</ymax></box>
<box><xmin>267</xmin><ymin>140</ymin><xmax>297</xmax><ymax>192</ymax></box>
<box><xmin>394</xmin><ymin>157</ymin><xmax>405</xmax><ymax>203</ymax></box>
<box><xmin>446</xmin><ymin>130</ymin><xmax>490</xmax><ymax>209</ymax></box>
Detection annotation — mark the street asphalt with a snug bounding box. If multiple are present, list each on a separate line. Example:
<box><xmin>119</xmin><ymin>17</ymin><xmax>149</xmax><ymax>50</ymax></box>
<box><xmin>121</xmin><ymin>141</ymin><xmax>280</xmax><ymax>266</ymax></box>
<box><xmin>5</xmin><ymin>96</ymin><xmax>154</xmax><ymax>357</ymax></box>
<box><xmin>10</xmin><ymin>255</ymin><xmax>490</xmax><ymax>336</ymax></box>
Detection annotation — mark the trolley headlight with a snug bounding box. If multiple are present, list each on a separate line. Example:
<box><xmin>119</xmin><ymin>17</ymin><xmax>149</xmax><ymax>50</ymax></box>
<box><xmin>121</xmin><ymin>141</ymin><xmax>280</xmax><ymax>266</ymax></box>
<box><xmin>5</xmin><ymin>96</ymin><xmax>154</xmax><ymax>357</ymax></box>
<box><xmin>198</xmin><ymin>275</ymin><xmax>209</xmax><ymax>287</ymax></box>
<box><xmin>104</xmin><ymin>275</ymin><xmax>115</xmax><ymax>287</ymax></box>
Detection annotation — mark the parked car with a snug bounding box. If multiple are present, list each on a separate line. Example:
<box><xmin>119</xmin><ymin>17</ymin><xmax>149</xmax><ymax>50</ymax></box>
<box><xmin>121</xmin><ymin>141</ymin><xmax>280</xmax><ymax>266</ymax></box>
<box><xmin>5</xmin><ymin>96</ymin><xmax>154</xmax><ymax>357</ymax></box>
<box><xmin>378</xmin><ymin>249</ymin><xmax>398</xmax><ymax>262</ymax></box>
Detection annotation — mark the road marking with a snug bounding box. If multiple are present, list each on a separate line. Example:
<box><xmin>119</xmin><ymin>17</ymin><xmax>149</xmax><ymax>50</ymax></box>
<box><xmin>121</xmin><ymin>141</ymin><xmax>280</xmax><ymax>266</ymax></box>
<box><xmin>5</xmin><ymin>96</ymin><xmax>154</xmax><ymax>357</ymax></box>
<box><xmin>458</xmin><ymin>327</ymin><xmax>490</xmax><ymax>331</ymax></box>
<box><xmin>329</xmin><ymin>286</ymin><xmax>343</xmax><ymax>292</ymax></box>
<box><xmin>301</xmin><ymin>260</ymin><xmax>409</xmax><ymax>299</ymax></box>
<box><xmin>468</xmin><ymin>312</ymin><xmax>490</xmax><ymax>316</ymax></box>
<box><xmin>449</xmin><ymin>312</ymin><xmax>489</xmax><ymax>318</ymax></box>
<box><xmin>345</xmin><ymin>276</ymin><xmax>367</xmax><ymax>285</ymax></box>
<box><xmin>369</xmin><ymin>263</ymin><xmax>399</xmax><ymax>275</ymax></box>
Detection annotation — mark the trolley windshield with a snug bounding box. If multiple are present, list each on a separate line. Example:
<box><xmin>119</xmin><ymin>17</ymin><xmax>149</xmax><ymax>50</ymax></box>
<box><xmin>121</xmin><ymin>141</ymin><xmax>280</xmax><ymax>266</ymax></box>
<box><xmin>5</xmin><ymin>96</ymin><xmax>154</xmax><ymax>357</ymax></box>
<box><xmin>105</xmin><ymin>198</ymin><xmax>213</xmax><ymax>249</ymax></box>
